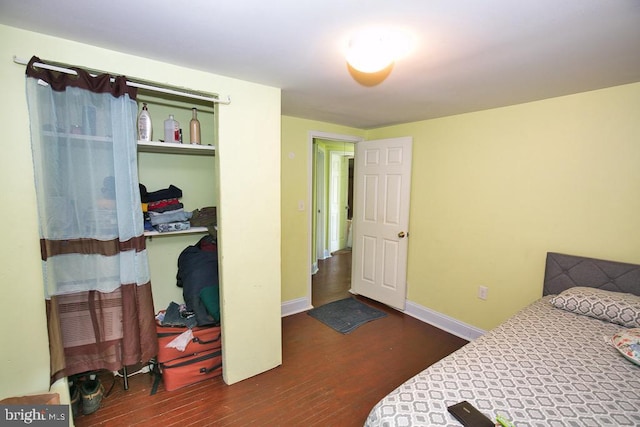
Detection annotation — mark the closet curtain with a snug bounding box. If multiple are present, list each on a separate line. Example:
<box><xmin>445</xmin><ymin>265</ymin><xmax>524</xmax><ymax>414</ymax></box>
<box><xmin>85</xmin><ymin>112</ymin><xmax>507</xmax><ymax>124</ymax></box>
<box><xmin>25</xmin><ymin>56</ymin><xmax>158</xmax><ymax>383</ymax></box>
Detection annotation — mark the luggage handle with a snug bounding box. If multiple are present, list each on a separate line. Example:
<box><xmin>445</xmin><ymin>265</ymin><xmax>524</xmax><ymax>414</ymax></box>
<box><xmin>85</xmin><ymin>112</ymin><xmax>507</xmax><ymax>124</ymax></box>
<box><xmin>157</xmin><ymin>332</ymin><xmax>221</xmax><ymax>344</ymax></box>
<box><xmin>162</xmin><ymin>350</ymin><xmax>222</xmax><ymax>369</ymax></box>
<box><xmin>199</xmin><ymin>362</ymin><xmax>223</xmax><ymax>375</ymax></box>
<box><xmin>192</xmin><ymin>334</ymin><xmax>221</xmax><ymax>345</ymax></box>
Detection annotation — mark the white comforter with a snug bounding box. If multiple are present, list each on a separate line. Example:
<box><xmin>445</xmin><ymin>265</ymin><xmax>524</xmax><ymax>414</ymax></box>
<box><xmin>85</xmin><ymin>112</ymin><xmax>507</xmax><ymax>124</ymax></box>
<box><xmin>365</xmin><ymin>296</ymin><xmax>640</xmax><ymax>427</ymax></box>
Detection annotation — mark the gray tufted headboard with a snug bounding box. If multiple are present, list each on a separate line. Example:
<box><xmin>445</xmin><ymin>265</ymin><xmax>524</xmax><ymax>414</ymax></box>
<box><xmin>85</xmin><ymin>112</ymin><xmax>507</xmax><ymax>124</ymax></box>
<box><xmin>543</xmin><ymin>252</ymin><xmax>640</xmax><ymax>296</ymax></box>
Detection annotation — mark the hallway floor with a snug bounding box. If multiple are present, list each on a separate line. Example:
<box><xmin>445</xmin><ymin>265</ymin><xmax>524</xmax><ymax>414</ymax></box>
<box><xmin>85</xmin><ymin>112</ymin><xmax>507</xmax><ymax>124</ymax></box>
<box><xmin>312</xmin><ymin>249</ymin><xmax>352</xmax><ymax>307</ymax></box>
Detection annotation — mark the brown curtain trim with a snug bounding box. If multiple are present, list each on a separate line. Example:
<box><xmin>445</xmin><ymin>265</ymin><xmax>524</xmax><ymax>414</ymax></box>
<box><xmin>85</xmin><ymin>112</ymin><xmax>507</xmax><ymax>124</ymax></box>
<box><xmin>47</xmin><ymin>282</ymin><xmax>157</xmax><ymax>385</ymax></box>
<box><xmin>121</xmin><ymin>283</ymin><xmax>159</xmax><ymax>366</ymax></box>
<box><xmin>45</xmin><ymin>299</ymin><xmax>66</xmax><ymax>386</ymax></box>
<box><xmin>40</xmin><ymin>235</ymin><xmax>146</xmax><ymax>260</ymax></box>
<box><xmin>26</xmin><ymin>56</ymin><xmax>137</xmax><ymax>99</ymax></box>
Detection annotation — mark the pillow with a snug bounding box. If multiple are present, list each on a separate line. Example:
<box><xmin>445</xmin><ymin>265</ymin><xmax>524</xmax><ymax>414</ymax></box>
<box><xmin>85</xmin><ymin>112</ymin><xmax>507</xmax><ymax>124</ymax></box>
<box><xmin>550</xmin><ymin>287</ymin><xmax>640</xmax><ymax>328</ymax></box>
<box><xmin>611</xmin><ymin>328</ymin><xmax>640</xmax><ymax>366</ymax></box>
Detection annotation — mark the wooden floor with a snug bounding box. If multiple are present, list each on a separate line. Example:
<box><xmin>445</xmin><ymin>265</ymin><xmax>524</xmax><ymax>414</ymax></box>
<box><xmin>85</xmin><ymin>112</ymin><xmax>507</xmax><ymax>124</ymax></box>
<box><xmin>74</xmin><ymin>250</ymin><xmax>467</xmax><ymax>426</ymax></box>
<box><xmin>312</xmin><ymin>248</ymin><xmax>354</xmax><ymax>307</ymax></box>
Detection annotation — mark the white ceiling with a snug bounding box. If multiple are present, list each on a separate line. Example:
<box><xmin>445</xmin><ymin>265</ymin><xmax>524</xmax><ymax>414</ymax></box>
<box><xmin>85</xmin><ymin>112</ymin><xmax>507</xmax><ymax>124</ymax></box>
<box><xmin>1</xmin><ymin>0</ymin><xmax>639</xmax><ymax>129</ymax></box>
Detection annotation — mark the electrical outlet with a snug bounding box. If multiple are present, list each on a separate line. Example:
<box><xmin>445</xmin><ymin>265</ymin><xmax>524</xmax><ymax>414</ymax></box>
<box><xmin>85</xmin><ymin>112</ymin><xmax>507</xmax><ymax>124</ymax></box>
<box><xmin>478</xmin><ymin>286</ymin><xmax>488</xmax><ymax>300</ymax></box>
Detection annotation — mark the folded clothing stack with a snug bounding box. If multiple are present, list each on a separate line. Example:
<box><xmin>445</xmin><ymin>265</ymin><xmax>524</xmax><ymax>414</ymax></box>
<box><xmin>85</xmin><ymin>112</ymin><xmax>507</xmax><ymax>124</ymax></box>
<box><xmin>190</xmin><ymin>206</ymin><xmax>217</xmax><ymax>236</ymax></box>
<box><xmin>140</xmin><ymin>184</ymin><xmax>192</xmax><ymax>233</ymax></box>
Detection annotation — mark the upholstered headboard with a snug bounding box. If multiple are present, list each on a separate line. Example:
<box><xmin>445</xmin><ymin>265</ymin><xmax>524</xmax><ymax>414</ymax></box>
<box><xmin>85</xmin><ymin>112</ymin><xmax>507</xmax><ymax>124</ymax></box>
<box><xmin>543</xmin><ymin>252</ymin><xmax>640</xmax><ymax>296</ymax></box>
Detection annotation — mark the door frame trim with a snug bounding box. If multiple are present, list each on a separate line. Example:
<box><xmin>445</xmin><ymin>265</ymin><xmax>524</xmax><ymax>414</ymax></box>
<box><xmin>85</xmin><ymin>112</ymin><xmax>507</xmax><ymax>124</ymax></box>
<box><xmin>314</xmin><ymin>146</ymin><xmax>326</xmax><ymax>272</ymax></box>
<box><xmin>307</xmin><ymin>131</ymin><xmax>363</xmax><ymax>308</ymax></box>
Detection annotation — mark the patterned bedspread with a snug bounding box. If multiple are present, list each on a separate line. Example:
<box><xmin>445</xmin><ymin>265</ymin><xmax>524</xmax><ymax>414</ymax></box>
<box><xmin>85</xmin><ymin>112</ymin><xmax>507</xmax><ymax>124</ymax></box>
<box><xmin>365</xmin><ymin>296</ymin><xmax>640</xmax><ymax>427</ymax></box>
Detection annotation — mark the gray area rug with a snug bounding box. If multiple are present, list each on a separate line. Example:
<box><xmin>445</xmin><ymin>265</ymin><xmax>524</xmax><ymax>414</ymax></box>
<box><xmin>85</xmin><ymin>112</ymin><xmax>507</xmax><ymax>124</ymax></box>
<box><xmin>307</xmin><ymin>297</ymin><xmax>387</xmax><ymax>334</ymax></box>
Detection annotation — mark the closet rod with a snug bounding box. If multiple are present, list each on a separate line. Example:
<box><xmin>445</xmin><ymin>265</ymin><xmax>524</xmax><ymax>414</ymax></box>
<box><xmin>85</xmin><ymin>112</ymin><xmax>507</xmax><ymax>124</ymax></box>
<box><xmin>13</xmin><ymin>56</ymin><xmax>231</xmax><ymax>105</ymax></box>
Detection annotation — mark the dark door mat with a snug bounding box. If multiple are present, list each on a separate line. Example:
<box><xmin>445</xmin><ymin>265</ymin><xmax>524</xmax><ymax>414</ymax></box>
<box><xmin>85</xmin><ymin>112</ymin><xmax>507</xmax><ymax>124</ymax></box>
<box><xmin>307</xmin><ymin>297</ymin><xmax>387</xmax><ymax>334</ymax></box>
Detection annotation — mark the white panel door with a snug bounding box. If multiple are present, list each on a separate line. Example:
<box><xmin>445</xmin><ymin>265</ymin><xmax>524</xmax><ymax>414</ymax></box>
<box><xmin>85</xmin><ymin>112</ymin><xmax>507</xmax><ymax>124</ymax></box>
<box><xmin>351</xmin><ymin>137</ymin><xmax>412</xmax><ymax>310</ymax></box>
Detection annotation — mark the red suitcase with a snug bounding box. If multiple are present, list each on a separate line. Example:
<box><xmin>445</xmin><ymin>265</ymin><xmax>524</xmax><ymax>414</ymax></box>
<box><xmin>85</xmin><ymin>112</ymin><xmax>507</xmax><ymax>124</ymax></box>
<box><xmin>160</xmin><ymin>348</ymin><xmax>223</xmax><ymax>391</ymax></box>
<box><xmin>156</xmin><ymin>322</ymin><xmax>222</xmax><ymax>364</ymax></box>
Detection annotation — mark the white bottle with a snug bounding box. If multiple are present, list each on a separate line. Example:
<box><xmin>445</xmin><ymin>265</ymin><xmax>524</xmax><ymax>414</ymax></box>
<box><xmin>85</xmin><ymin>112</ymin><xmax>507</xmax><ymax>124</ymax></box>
<box><xmin>137</xmin><ymin>103</ymin><xmax>152</xmax><ymax>141</ymax></box>
<box><xmin>164</xmin><ymin>114</ymin><xmax>180</xmax><ymax>143</ymax></box>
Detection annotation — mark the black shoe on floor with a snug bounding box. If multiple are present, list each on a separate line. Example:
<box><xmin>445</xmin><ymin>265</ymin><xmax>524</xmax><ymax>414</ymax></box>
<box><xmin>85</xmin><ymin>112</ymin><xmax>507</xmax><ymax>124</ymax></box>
<box><xmin>80</xmin><ymin>376</ymin><xmax>104</xmax><ymax>415</ymax></box>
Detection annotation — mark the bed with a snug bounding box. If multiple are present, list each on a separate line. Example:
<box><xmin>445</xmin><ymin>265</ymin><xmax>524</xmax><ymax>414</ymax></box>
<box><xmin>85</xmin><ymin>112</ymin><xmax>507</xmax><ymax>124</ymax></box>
<box><xmin>365</xmin><ymin>252</ymin><xmax>640</xmax><ymax>427</ymax></box>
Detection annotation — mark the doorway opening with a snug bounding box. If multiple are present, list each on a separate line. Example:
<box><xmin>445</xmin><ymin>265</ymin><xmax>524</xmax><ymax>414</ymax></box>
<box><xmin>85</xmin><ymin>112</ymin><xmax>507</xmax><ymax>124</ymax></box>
<box><xmin>307</xmin><ymin>131</ymin><xmax>362</xmax><ymax>308</ymax></box>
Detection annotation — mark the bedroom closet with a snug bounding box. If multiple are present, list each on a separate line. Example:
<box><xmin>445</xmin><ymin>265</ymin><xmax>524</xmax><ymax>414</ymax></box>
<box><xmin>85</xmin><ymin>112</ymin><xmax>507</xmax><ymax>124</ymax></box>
<box><xmin>136</xmin><ymin>88</ymin><xmax>220</xmax><ymax>314</ymax></box>
<box><xmin>23</xmin><ymin>54</ymin><xmax>225</xmax><ymax>381</ymax></box>
<box><xmin>16</xmin><ymin>49</ymin><xmax>283</xmax><ymax>388</ymax></box>
<box><xmin>110</xmin><ymin>65</ymin><xmax>282</xmax><ymax>386</ymax></box>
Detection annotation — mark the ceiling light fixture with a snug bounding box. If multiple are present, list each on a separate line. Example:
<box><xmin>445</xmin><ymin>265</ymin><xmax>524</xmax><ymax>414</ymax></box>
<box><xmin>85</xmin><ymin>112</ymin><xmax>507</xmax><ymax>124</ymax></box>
<box><xmin>345</xmin><ymin>28</ymin><xmax>413</xmax><ymax>74</ymax></box>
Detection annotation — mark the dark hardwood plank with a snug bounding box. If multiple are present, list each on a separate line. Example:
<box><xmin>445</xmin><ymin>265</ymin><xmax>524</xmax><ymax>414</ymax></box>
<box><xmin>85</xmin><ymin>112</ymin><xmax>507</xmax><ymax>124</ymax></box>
<box><xmin>73</xmin><ymin>251</ymin><xmax>467</xmax><ymax>426</ymax></box>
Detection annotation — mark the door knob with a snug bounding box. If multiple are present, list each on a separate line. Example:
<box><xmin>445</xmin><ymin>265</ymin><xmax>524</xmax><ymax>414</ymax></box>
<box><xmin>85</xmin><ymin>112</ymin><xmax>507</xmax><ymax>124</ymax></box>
<box><xmin>398</xmin><ymin>231</ymin><xmax>406</xmax><ymax>238</ymax></box>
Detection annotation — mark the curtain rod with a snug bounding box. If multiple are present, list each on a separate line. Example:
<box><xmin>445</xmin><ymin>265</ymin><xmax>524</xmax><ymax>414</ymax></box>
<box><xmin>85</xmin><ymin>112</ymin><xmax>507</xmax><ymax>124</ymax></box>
<box><xmin>13</xmin><ymin>56</ymin><xmax>231</xmax><ymax>105</ymax></box>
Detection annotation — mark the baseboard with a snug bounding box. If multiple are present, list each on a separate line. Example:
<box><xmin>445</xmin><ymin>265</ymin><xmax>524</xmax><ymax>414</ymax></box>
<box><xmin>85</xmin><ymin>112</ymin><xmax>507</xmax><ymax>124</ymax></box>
<box><xmin>281</xmin><ymin>297</ymin><xmax>313</xmax><ymax>317</ymax></box>
<box><xmin>279</xmin><ymin>296</ymin><xmax>486</xmax><ymax>341</ymax></box>
<box><xmin>403</xmin><ymin>300</ymin><xmax>486</xmax><ymax>342</ymax></box>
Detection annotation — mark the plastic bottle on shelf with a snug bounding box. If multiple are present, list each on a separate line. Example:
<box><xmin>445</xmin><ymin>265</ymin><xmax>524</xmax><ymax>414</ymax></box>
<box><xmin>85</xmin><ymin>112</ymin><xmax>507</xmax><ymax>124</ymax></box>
<box><xmin>190</xmin><ymin>108</ymin><xmax>201</xmax><ymax>145</ymax></box>
<box><xmin>137</xmin><ymin>103</ymin><xmax>152</xmax><ymax>141</ymax></box>
<box><xmin>163</xmin><ymin>114</ymin><xmax>180</xmax><ymax>144</ymax></box>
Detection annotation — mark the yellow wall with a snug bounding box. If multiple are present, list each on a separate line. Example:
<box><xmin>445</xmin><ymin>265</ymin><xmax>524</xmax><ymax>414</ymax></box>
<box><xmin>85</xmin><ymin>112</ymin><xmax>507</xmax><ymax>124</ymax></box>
<box><xmin>0</xmin><ymin>23</ymin><xmax>281</xmax><ymax>399</ymax></box>
<box><xmin>367</xmin><ymin>83</ymin><xmax>640</xmax><ymax>330</ymax></box>
<box><xmin>280</xmin><ymin>117</ymin><xmax>363</xmax><ymax>303</ymax></box>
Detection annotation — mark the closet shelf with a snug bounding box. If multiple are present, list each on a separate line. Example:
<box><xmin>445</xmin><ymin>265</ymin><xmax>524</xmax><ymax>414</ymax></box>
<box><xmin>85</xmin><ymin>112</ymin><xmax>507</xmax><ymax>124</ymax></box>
<box><xmin>43</xmin><ymin>131</ymin><xmax>112</xmax><ymax>142</ymax></box>
<box><xmin>144</xmin><ymin>226</ymin><xmax>209</xmax><ymax>237</ymax></box>
<box><xmin>137</xmin><ymin>140</ymin><xmax>216</xmax><ymax>156</ymax></box>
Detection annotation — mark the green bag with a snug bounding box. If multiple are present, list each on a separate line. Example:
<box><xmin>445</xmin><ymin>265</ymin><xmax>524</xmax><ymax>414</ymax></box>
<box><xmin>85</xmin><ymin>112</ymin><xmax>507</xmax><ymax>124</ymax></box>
<box><xmin>200</xmin><ymin>286</ymin><xmax>220</xmax><ymax>324</ymax></box>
